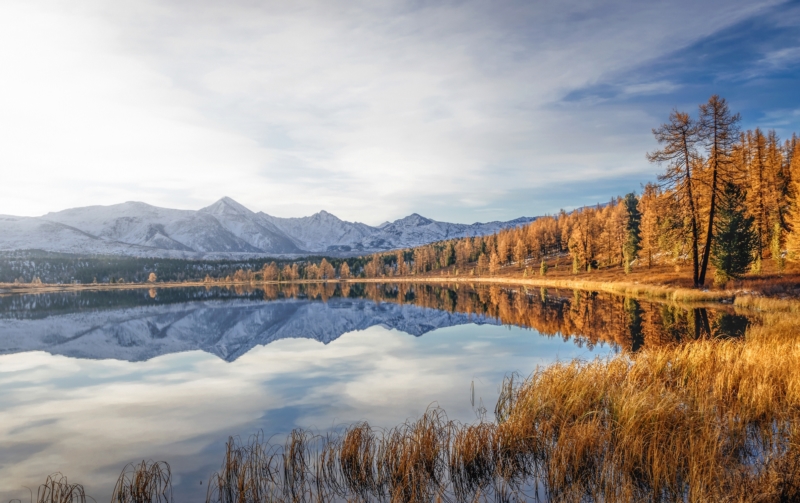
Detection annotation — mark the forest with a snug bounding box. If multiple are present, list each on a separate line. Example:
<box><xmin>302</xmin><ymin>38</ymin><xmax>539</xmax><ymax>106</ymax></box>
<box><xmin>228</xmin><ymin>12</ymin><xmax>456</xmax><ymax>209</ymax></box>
<box><xmin>353</xmin><ymin>95</ymin><xmax>800</xmax><ymax>289</ymax></box>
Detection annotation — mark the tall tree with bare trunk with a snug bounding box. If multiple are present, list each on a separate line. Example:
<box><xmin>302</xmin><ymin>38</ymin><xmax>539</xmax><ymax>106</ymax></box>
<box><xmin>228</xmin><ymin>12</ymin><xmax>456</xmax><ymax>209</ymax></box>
<box><xmin>647</xmin><ymin>110</ymin><xmax>702</xmax><ymax>286</ymax></box>
<box><xmin>697</xmin><ymin>95</ymin><xmax>741</xmax><ymax>286</ymax></box>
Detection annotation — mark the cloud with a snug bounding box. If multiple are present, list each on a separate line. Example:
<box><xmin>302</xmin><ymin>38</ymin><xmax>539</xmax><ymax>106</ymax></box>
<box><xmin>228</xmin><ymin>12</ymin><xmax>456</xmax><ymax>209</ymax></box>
<box><xmin>0</xmin><ymin>324</ymin><xmax>609</xmax><ymax>501</ymax></box>
<box><xmin>0</xmin><ymin>0</ymin><xmax>794</xmax><ymax>223</ymax></box>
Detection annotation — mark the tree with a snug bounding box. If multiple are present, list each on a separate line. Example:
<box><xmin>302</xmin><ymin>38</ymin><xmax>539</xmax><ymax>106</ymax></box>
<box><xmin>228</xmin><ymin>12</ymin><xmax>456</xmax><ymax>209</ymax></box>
<box><xmin>514</xmin><ymin>239</ymin><xmax>527</xmax><ymax>269</ymax></box>
<box><xmin>147</xmin><ymin>272</ymin><xmax>157</xmax><ymax>283</ymax></box>
<box><xmin>622</xmin><ymin>193</ymin><xmax>641</xmax><ymax>273</ymax></box>
<box><xmin>710</xmin><ymin>182</ymin><xmax>756</xmax><ymax>285</ymax></box>
<box><xmin>262</xmin><ymin>262</ymin><xmax>278</xmax><ymax>281</ymax></box>
<box><xmin>281</xmin><ymin>263</ymin><xmax>299</xmax><ymax>281</ymax></box>
<box><xmin>540</xmin><ymin>259</ymin><xmax>548</xmax><ymax>276</ymax></box>
<box><xmin>319</xmin><ymin>258</ymin><xmax>335</xmax><ymax>280</ymax></box>
<box><xmin>638</xmin><ymin>183</ymin><xmax>661</xmax><ymax>267</ymax></box>
<box><xmin>365</xmin><ymin>254</ymin><xmax>383</xmax><ymax>278</ymax></box>
<box><xmin>477</xmin><ymin>253</ymin><xmax>488</xmax><ymax>275</ymax></box>
<box><xmin>497</xmin><ymin>236</ymin><xmax>510</xmax><ymax>265</ymax></box>
<box><xmin>489</xmin><ymin>252</ymin><xmax>501</xmax><ymax>275</ymax></box>
<box><xmin>647</xmin><ymin>109</ymin><xmax>702</xmax><ymax>286</ymax></box>
<box><xmin>339</xmin><ymin>261</ymin><xmax>351</xmax><ymax>279</ymax></box>
<box><xmin>395</xmin><ymin>250</ymin><xmax>406</xmax><ymax>276</ymax></box>
<box><xmin>698</xmin><ymin>95</ymin><xmax>741</xmax><ymax>286</ymax></box>
<box><xmin>786</xmin><ymin>143</ymin><xmax>800</xmax><ymax>258</ymax></box>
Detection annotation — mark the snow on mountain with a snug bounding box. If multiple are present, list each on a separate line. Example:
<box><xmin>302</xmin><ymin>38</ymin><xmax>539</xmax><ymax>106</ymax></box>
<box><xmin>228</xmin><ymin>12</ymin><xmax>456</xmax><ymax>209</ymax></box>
<box><xmin>0</xmin><ymin>297</ymin><xmax>499</xmax><ymax>362</ymax></box>
<box><xmin>260</xmin><ymin>210</ymin><xmax>378</xmax><ymax>252</ymax></box>
<box><xmin>199</xmin><ymin>197</ymin><xmax>301</xmax><ymax>254</ymax></box>
<box><xmin>0</xmin><ymin>198</ymin><xmax>534</xmax><ymax>258</ymax></box>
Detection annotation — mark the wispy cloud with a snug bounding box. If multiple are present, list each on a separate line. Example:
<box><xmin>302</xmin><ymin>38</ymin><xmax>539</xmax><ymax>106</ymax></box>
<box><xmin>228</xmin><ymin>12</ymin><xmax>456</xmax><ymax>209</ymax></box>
<box><xmin>0</xmin><ymin>0</ymin><xmax>795</xmax><ymax>223</ymax></box>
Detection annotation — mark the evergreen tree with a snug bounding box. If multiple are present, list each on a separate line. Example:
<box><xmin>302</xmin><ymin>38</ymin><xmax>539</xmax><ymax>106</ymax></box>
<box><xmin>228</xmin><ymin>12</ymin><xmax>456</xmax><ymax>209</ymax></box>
<box><xmin>710</xmin><ymin>182</ymin><xmax>757</xmax><ymax>285</ymax></box>
<box><xmin>622</xmin><ymin>192</ymin><xmax>641</xmax><ymax>273</ymax></box>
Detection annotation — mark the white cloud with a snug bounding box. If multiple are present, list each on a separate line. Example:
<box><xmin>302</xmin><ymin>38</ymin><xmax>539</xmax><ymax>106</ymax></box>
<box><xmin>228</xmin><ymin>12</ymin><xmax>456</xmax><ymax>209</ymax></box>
<box><xmin>0</xmin><ymin>0</ymin><xmax>781</xmax><ymax>223</ymax></box>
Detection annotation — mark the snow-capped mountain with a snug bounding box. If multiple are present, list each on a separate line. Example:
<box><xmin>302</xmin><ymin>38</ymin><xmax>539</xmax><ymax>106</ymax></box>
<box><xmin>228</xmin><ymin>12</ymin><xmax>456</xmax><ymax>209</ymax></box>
<box><xmin>0</xmin><ymin>197</ymin><xmax>534</xmax><ymax>258</ymax></box>
<box><xmin>0</xmin><ymin>297</ymin><xmax>499</xmax><ymax>362</ymax></box>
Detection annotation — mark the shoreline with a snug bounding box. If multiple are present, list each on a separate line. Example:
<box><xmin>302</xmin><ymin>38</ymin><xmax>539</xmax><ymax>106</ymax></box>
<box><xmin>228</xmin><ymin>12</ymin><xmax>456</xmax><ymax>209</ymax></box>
<box><xmin>0</xmin><ymin>275</ymin><xmax>752</xmax><ymax>304</ymax></box>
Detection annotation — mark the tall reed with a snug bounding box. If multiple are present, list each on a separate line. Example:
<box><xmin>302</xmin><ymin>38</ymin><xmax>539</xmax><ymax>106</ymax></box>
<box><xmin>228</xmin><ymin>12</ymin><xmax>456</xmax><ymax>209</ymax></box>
<box><xmin>35</xmin><ymin>473</ymin><xmax>86</xmax><ymax>503</ymax></box>
<box><xmin>111</xmin><ymin>460</ymin><xmax>172</xmax><ymax>503</ymax></box>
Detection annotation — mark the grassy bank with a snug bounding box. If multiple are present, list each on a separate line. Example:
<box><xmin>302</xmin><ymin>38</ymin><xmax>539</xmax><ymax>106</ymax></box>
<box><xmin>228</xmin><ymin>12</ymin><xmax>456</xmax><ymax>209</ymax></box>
<box><xmin>0</xmin><ymin>275</ymin><xmax>741</xmax><ymax>304</ymax></box>
<box><xmin>349</xmin><ymin>275</ymin><xmax>739</xmax><ymax>303</ymax></box>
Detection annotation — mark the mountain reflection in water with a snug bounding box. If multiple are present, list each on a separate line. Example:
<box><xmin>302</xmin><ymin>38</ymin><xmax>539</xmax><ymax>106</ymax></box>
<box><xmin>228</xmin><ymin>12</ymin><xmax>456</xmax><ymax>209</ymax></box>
<box><xmin>0</xmin><ymin>282</ymin><xmax>751</xmax><ymax>361</ymax></box>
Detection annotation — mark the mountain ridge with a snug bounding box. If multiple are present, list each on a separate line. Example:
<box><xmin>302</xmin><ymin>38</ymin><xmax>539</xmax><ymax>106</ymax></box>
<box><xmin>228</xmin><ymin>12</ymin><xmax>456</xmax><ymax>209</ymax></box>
<box><xmin>0</xmin><ymin>197</ymin><xmax>535</xmax><ymax>259</ymax></box>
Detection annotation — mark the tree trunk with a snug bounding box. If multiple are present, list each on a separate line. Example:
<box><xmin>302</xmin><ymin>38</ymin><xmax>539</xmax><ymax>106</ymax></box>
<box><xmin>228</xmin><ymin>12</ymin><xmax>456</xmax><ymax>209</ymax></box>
<box><xmin>699</xmin><ymin>157</ymin><xmax>718</xmax><ymax>286</ymax></box>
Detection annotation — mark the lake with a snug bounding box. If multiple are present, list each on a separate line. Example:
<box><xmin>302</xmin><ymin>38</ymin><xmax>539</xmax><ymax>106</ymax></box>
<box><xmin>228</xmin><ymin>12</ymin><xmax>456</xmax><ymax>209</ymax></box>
<box><xmin>0</xmin><ymin>282</ymin><xmax>752</xmax><ymax>501</ymax></box>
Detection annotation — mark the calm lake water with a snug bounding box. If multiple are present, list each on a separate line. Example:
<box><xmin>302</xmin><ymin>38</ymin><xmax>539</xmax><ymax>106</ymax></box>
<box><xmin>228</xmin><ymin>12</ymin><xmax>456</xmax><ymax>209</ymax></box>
<box><xmin>0</xmin><ymin>283</ymin><xmax>752</xmax><ymax>501</ymax></box>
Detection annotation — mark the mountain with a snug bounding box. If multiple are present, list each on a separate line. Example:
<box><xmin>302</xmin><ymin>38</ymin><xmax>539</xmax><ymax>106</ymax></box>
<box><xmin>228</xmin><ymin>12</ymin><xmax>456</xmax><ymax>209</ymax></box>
<box><xmin>0</xmin><ymin>197</ymin><xmax>534</xmax><ymax>258</ymax></box>
<box><xmin>0</xmin><ymin>297</ymin><xmax>499</xmax><ymax>362</ymax></box>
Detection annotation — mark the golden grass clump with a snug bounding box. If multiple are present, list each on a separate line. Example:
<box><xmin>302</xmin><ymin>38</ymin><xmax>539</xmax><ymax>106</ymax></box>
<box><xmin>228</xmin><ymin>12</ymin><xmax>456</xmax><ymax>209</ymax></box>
<box><xmin>493</xmin><ymin>310</ymin><xmax>800</xmax><ymax>502</ymax></box>
<box><xmin>206</xmin><ymin>432</ymin><xmax>282</xmax><ymax>503</ymax></box>
<box><xmin>35</xmin><ymin>473</ymin><xmax>86</xmax><ymax>503</ymax></box>
<box><xmin>380</xmin><ymin>408</ymin><xmax>451</xmax><ymax>502</ymax></box>
<box><xmin>111</xmin><ymin>460</ymin><xmax>172</xmax><ymax>503</ymax></box>
<box><xmin>337</xmin><ymin>422</ymin><xmax>382</xmax><ymax>497</ymax></box>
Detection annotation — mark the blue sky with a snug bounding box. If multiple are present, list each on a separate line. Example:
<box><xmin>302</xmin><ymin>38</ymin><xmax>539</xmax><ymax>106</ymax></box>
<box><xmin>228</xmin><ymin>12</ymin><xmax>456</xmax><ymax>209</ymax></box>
<box><xmin>0</xmin><ymin>0</ymin><xmax>798</xmax><ymax>224</ymax></box>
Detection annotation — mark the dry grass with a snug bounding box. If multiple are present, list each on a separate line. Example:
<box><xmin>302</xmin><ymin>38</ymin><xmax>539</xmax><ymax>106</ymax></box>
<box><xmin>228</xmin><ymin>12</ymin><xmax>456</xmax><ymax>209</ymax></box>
<box><xmin>111</xmin><ymin>460</ymin><xmax>172</xmax><ymax>503</ymax></box>
<box><xmin>35</xmin><ymin>473</ymin><xmax>86</xmax><ymax>503</ymax></box>
<box><xmin>491</xmin><ymin>311</ymin><xmax>800</xmax><ymax>502</ymax></box>
<box><xmin>734</xmin><ymin>295</ymin><xmax>800</xmax><ymax>314</ymax></box>
<box><xmin>199</xmin><ymin>310</ymin><xmax>800</xmax><ymax>502</ymax></box>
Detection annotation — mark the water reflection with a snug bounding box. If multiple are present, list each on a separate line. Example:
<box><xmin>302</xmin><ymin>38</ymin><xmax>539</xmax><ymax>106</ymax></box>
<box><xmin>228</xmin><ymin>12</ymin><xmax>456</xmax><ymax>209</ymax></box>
<box><xmin>0</xmin><ymin>283</ymin><xmax>755</xmax><ymax>501</ymax></box>
<box><xmin>0</xmin><ymin>283</ymin><xmax>753</xmax><ymax>362</ymax></box>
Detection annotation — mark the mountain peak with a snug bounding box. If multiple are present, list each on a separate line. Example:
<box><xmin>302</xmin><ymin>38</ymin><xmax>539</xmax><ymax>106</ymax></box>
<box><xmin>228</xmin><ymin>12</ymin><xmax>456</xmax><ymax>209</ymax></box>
<box><xmin>200</xmin><ymin>197</ymin><xmax>253</xmax><ymax>216</ymax></box>
<box><xmin>312</xmin><ymin>210</ymin><xmax>343</xmax><ymax>222</ymax></box>
<box><xmin>392</xmin><ymin>213</ymin><xmax>433</xmax><ymax>227</ymax></box>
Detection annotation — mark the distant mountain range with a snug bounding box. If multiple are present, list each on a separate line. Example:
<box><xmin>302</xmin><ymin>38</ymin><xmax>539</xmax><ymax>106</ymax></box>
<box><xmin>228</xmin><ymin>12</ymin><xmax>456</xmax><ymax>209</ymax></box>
<box><xmin>0</xmin><ymin>197</ymin><xmax>533</xmax><ymax>258</ymax></box>
<box><xmin>0</xmin><ymin>296</ymin><xmax>500</xmax><ymax>362</ymax></box>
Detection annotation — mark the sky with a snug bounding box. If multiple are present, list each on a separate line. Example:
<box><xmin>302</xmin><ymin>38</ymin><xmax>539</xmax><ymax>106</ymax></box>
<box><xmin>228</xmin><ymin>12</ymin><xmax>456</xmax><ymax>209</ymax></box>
<box><xmin>1</xmin><ymin>0</ymin><xmax>799</xmax><ymax>225</ymax></box>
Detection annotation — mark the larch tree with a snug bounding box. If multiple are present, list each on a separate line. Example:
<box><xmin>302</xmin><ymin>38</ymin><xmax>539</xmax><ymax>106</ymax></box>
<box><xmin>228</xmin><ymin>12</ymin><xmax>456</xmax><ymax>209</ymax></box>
<box><xmin>395</xmin><ymin>250</ymin><xmax>406</xmax><ymax>276</ymax></box>
<box><xmin>497</xmin><ymin>236</ymin><xmax>510</xmax><ymax>265</ymax></box>
<box><xmin>514</xmin><ymin>239</ymin><xmax>527</xmax><ymax>269</ymax></box>
<box><xmin>339</xmin><ymin>261</ymin><xmax>351</xmax><ymax>279</ymax></box>
<box><xmin>477</xmin><ymin>253</ymin><xmax>488</xmax><ymax>275</ymax></box>
<box><xmin>746</xmin><ymin>128</ymin><xmax>770</xmax><ymax>260</ymax></box>
<box><xmin>785</xmin><ymin>146</ymin><xmax>800</xmax><ymax>258</ymax></box>
<box><xmin>697</xmin><ymin>95</ymin><xmax>741</xmax><ymax>286</ymax></box>
<box><xmin>638</xmin><ymin>183</ymin><xmax>661</xmax><ymax>267</ymax></box>
<box><xmin>647</xmin><ymin>109</ymin><xmax>702</xmax><ymax>286</ymax></box>
<box><xmin>262</xmin><ymin>262</ymin><xmax>278</xmax><ymax>281</ymax></box>
<box><xmin>489</xmin><ymin>252</ymin><xmax>501</xmax><ymax>275</ymax></box>
<box><xmin>319</xmin><ymin>258</ymin><xmax>335</xmax><ymax>280</ymax></box>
